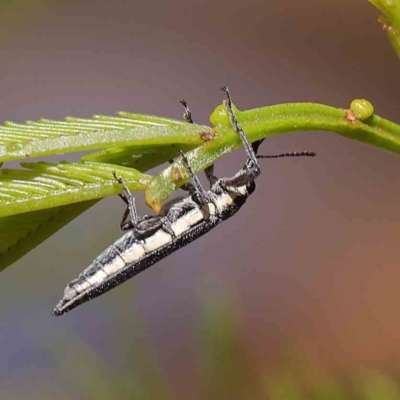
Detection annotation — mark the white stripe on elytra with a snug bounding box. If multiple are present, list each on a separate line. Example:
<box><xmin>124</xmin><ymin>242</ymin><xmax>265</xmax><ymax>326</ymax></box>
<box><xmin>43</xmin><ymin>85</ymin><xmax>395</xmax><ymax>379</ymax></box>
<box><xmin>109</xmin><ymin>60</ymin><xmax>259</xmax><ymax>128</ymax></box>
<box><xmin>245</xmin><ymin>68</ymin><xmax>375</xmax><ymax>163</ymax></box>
<box><xmin>142</xmin><ymin>230</ymin><xmax>172</xmax><ymax>252</ymax></box>
<box><xmin>120</xmin><ymin>239</ymin><xmax>146</xmax><ymax>263</ymax></box>
<box><xmin>171</xmin><ymin>207</ymin><xmax>204</xmax><ymax>236</ymax></box>
<box><xmin>102</xmin><ymin>253</ymin><xmax>126</xmax><ymax>276</ymax></box>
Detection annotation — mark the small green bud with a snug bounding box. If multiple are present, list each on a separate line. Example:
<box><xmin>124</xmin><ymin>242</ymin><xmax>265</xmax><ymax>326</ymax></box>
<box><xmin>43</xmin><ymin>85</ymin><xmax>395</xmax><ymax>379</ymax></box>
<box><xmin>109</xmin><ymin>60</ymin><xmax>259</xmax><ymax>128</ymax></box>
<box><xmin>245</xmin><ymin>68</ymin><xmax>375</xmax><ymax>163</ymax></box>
<box><xmin>350</xmin><ymin>99</ymin><xmax>374</xmax><ymax>121</ymax></box>
<box><xmin>209</xmin><ymin>103</ymin><xmax>240</xmax><ymax>127</ymax></box>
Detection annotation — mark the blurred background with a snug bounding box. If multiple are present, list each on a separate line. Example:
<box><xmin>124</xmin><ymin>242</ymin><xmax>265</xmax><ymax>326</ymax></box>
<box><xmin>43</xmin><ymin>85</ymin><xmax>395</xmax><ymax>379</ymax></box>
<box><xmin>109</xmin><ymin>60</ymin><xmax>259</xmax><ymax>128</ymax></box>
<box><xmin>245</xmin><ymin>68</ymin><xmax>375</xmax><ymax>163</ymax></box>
<box><xmin>1</xmin><ymin>0</ymin><xmax>400</xmax><ymax>398</ymax></box>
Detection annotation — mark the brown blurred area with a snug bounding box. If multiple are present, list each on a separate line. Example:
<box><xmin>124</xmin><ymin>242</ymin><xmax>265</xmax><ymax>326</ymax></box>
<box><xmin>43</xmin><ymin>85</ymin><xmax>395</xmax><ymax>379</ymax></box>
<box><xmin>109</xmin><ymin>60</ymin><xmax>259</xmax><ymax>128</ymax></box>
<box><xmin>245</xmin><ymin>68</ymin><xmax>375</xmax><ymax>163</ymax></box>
<box><xmin>1</xmin><ymin>0</ymin><xmax>400</xmax><ymax>398</ymax></box>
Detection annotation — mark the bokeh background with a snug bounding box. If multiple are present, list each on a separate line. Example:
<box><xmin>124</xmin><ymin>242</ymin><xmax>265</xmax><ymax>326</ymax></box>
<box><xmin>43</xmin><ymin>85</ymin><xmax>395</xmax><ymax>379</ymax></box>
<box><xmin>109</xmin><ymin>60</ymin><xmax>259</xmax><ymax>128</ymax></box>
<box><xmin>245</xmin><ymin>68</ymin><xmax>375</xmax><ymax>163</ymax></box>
<box><xmin>1</xmin><ymin>0</ymin><xmax>400</xmax><ymax>398</ymax></box>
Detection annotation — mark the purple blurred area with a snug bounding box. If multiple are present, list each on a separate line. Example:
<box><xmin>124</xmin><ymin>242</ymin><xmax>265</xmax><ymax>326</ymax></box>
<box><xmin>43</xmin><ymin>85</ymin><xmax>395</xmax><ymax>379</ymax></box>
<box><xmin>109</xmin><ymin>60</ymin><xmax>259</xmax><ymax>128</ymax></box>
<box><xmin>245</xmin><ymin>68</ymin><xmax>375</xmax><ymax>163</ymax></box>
<box><xmin>1</xmin><ymin>0</ymin><xmax>400</xmax><ymax>398</ymax></box>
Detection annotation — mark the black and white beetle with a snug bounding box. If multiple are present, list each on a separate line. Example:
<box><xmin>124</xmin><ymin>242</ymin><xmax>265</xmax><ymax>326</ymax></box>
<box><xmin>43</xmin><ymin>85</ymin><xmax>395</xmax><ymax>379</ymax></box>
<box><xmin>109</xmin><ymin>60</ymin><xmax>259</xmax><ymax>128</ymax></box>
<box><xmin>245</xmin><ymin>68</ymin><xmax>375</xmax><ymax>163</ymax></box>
<box><xmin>53</xmin><ymin>87</ymin><xmax>315</xmax><ymax>316</ymax></box>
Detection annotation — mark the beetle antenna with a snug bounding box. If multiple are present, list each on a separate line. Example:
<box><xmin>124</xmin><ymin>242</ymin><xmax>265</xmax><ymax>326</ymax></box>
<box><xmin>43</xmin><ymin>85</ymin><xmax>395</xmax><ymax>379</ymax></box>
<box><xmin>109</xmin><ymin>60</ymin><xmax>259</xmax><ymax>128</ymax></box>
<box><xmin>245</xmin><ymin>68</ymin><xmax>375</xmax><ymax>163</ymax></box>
<box><xmin>221</xmin><ymin>86</ymin><xmax>259</xmax><ymax>170</ymax></box>
<box><xmin>257</xmin><ymin>151</ymin><xmax>316</xmax><ymax>159</ymax></box>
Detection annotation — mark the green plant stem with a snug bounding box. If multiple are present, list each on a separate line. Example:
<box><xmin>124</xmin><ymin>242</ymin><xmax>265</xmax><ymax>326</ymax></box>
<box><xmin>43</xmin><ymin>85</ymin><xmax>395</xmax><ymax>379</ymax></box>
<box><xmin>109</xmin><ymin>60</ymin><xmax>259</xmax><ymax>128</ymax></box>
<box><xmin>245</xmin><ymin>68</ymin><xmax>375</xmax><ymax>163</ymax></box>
<box><xmin>145</xmin><ymin>102</ymin><xmax>400</xmax><ymax>211</ymax></box>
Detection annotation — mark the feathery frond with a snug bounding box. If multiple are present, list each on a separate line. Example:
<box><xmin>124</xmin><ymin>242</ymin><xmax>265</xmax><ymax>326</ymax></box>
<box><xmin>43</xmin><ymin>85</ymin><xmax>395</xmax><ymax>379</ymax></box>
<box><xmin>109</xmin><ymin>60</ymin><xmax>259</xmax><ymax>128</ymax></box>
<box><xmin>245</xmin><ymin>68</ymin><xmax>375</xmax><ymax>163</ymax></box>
<box><xmin>0</xmin><ymin>111</ymin><xmax>213</xmax><ymax>162</ymax></box>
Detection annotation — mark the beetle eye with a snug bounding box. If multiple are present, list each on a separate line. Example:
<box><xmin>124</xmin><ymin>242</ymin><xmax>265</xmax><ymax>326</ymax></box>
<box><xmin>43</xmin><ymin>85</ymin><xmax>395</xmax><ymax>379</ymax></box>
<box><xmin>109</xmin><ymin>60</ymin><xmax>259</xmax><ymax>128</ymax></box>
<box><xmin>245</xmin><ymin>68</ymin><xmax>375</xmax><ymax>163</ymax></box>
<box><xmin>247</xmin><ymin>181</ymin><xmax>256</xmax><ymax>195</ymax></box>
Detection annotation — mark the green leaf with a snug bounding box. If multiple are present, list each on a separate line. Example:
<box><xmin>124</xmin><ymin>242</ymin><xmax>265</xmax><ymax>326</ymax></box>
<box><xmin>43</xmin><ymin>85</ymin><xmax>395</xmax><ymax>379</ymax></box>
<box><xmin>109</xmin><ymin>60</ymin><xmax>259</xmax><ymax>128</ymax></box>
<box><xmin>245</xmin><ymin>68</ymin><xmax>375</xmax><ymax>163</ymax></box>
<box><xmin>0</xmin><ymin>161</ymin><xmax>152</xmax><ymax>218</ymax></box>
<box><xmin>0</xmin><ymin>201</ymin><xmax>95</xmax><ymax>272</ymax></box>
<box><xmin>0</xmin><ymin>112</ymin><xmax>213</xmax><ymax>162</ymax></box>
